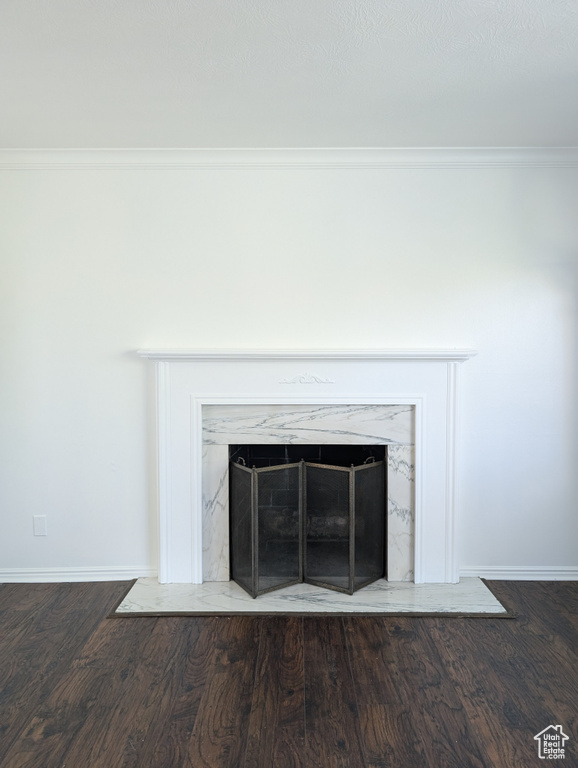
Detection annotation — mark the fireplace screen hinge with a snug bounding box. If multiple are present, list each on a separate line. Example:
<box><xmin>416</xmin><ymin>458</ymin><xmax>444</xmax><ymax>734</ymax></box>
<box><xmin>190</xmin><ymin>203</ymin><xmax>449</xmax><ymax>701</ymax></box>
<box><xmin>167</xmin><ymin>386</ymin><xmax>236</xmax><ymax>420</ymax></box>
<box><xmin>229</xmin><ymin>448</ymin><xmax>386</xmax><ymax>598</ymax></box>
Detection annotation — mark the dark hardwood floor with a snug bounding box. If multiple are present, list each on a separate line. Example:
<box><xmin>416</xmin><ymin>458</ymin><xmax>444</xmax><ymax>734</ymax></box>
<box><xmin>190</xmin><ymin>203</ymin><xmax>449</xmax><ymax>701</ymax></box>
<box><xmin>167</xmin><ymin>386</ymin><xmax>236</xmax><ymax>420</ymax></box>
<box><xmin>0</xmin><ymin>581</ymin><xmax>576</xmax><ymax>767</ymax></box>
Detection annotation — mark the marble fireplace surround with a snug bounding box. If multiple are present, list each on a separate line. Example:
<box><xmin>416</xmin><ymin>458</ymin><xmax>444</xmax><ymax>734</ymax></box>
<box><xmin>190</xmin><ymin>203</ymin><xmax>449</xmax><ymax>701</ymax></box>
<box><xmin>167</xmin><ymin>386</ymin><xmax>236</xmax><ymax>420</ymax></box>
<box><xmin>137</xmin><ymin>350</ymin><xmax>475</xmax><ymax>585</ymax></box>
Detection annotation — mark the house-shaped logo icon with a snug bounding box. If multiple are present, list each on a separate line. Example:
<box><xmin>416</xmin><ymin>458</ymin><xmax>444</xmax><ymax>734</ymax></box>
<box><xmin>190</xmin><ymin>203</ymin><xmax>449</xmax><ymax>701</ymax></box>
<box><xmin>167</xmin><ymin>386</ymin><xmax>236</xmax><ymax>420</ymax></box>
<box><xmin>534</xmin><ymin>725</ymin><xmax>569</xmax><ymax>759</ymax></box>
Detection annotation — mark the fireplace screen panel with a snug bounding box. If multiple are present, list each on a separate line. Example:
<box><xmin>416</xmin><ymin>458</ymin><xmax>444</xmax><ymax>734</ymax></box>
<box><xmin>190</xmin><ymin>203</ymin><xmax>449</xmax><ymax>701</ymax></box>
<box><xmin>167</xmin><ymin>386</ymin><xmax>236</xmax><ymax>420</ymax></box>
<box><xmin>354</xmin><ymin>461</ymin><xmax>386</xmax><ymax>590</ymax></box>
<box><xmin>257</xmin><ymin>464</ymin><xmax>302</xmax><ymax>594</ymax></box>
<box><xmin>304</xmin><ymin>464</ymin><xmax>351</xmax><ymax>593</ymax></box>
<box><xmin>229</xmin><ymin>445</ymin><xmax>386</xmax><ymax>598</ymax></box>
<box><xmin>229</xmin><ymin>462</ymin><xmax>253</xmax><ymax>597</ymax></box>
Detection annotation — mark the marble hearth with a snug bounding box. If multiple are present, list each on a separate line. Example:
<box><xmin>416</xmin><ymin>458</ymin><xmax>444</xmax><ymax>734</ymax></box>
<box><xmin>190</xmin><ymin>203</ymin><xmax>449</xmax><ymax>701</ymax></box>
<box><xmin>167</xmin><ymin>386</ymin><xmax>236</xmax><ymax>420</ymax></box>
<box><xmin>137</xmin><ymin>350</ymin><xmax>475</xmax><ymax>584</ymax></box>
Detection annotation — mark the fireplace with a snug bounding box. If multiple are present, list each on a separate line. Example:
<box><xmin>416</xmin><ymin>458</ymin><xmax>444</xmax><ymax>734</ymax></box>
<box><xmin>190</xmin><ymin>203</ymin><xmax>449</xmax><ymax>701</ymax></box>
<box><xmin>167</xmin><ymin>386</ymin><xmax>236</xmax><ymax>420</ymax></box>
<box><xmin>229</xmin><ymin>444</ymin><xmax>387</xmax><ymax>597</ymax></box>
<box><xmin>136</xmin><ymin>349</ymin><xmax>475</xmax><ymax>585</ymax></box>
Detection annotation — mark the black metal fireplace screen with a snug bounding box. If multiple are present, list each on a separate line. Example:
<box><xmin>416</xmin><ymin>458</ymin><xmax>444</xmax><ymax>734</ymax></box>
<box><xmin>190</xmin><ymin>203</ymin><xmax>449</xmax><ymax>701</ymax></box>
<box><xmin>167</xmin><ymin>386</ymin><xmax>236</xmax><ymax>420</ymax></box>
<box><xmin>229</xmin><ymin>445</ymin><xmax>386</xmax><ymax>598</ymax></box>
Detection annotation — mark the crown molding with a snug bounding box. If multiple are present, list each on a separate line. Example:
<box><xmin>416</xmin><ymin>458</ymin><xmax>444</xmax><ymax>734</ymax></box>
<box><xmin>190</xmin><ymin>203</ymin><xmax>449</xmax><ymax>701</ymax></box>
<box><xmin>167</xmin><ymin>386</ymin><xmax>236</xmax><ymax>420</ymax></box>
<box><xmin>1</xmin><ymin>147</ymin><xmax>578</xmax><ymax>170</ymax></box>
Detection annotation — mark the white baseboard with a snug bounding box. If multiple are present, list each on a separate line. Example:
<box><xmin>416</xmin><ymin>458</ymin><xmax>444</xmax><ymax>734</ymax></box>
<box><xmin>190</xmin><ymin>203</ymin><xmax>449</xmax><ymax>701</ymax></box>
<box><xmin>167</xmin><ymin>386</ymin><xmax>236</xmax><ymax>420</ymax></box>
<box><xmin>460</xmin><ymin>566</ymin><xmax>578</xmax><ymax>581</ymax></box>
<box><xmin>0</xmin><ymin>566</ymin><xmax>157</xmax><ymax>583</ymax></box>
<box><xmin>3</xmin><ymin>565</ymin><xmax>576</xmax><ymax>583</ymax></box>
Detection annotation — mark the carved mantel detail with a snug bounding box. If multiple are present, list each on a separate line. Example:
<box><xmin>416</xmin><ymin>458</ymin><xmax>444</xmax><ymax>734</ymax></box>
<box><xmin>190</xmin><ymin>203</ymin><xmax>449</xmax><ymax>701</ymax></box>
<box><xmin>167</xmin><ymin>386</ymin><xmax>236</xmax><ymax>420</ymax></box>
<box><xmin>279</xmin><ymin>372</ymin><xmax>335</xmax><ymax>384</ymax></box>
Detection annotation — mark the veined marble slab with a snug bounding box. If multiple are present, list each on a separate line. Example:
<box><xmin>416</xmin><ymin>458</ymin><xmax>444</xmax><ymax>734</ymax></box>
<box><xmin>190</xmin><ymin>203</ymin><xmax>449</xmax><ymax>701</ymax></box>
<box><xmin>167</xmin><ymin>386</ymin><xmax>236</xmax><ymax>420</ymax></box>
<box><xmin>114</xmin><ymin>578</ymin><xmax>509</xmax><ymax>616</ymax></box>
<box><xmin>203</xmin><ymin>403</ymin><xmax>414</xmax><ymax>445</ymax></box>
<box><xmin>201</xmin><ymin>403</ymin><xmax>415</xmax><ymax>583</ymax></box>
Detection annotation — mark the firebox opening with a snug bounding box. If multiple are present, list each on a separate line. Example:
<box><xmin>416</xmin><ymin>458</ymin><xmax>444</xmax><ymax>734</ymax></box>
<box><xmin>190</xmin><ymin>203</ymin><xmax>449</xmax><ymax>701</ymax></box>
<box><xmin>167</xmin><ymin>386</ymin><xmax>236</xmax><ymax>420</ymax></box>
<box><xmin>229</xmin><ymin>444</ymin><xmax>387</xmax><ymax>598</ymax></box>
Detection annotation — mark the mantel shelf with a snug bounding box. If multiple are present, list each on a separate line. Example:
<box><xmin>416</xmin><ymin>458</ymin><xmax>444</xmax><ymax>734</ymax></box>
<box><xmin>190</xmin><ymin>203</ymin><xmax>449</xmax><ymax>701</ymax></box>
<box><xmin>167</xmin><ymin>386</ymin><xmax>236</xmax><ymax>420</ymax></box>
<box><xmin>137</xmin><ymin>348</ymin><xmax>477</xmax><ymax>363</ymax></box>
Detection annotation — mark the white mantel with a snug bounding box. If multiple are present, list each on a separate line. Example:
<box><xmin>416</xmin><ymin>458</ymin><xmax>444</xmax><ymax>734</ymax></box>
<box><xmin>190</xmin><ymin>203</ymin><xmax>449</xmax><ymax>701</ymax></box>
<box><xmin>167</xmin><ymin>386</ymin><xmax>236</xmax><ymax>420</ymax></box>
<box><xmin>138</xmin><ymin>349</ymin><xmax>476</xmax><ymax>585</ymax></box>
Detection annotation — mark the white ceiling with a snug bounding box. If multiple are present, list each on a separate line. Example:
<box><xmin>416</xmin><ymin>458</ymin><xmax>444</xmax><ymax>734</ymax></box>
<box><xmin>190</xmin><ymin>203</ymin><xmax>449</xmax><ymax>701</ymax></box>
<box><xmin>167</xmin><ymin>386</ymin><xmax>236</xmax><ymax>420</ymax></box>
<box><xmin>1</xmin><ymin>0</ymin><xmax>577</xmax><ymax>148</ymax></box>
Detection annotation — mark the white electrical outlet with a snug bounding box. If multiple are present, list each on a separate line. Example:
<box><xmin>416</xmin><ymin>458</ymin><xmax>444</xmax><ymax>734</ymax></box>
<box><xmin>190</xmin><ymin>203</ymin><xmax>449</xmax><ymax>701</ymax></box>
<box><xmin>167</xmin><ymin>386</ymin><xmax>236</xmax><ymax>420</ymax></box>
<box><xmin>33</xmin><ymin>515</ymin><xmax>48</xmax><ymax>536</ymax></box>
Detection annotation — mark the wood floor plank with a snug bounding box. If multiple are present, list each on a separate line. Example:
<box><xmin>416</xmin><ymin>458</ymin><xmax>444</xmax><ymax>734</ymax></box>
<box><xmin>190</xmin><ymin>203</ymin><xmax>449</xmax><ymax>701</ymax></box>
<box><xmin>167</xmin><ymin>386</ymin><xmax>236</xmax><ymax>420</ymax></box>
<box><xmin>147</xmin><ymin>617</ymin><xmax>233</xmax><ymax>767</ymax></box>
<box><xmin>0</xmin><ymin>582</ymin><xmax>74</xmax><ymax>613</ymax></box>
<box><xmin>0</xmin><ymin>581</ymin><xmax>130</xmax><ymax>764</ymax></box>
<box><xmin>495</xmin><ymin>580</ymin><xmax>578</xmax><ymax>654</ymax></box>
<box><xmin>477</xmin><ymin>582</ymin><xmax>578</xmax><ymax>762</ymax></box>
<box><xmin>427</xmin><ymin>615</ymin><xmax>561</xmax><ymax>766</ymax></box>
<box><xmin>243</xmin><ymin>616</ymin><xmax>306</xmax><ymax>768</ymax></box>
<box><xmin>185</xmin><ymin>616</ymin><xmax>261</xmax><ymax>768</ymax></box>
<box><xmin>532</xmin><ymin>580</ymin><xmax>578</xmax><ymax>622</ymax></box>
<box><xmin>303</xmin><ymin>617</ymin><xmax>366</xmax><ymax>768</ymax></box>
<box><xmin>90</xmin><ymin>616</ymin><xmax>207</xmax><ymax>768</ymax></box>
<box><xmin>342</xmin><ymin>617</ymin><xmax>426</xmax><ymax>767</ymax></box>
<box><xmin>55</xmin><ymin>617</ymin><xmax>161</xmax><ymax>768</ymax></box>
<box><xmin>114</xmin><ymin>616</ymin><xmax>197</xmax><ymax>768</ymax></box>
<box><xmin>342</xmin><ymin>616</ymin><xmax>405</xmax><ymax>707</ymax></box>
<box><xmin>2</xmin><ymin>616</ymin><xmax>158</xmax><ymax>768</ymax></box>
<box><xmin>380</xmin><ymin>618</ymin><xmax>490</xmax><ymax>768</ymax></box>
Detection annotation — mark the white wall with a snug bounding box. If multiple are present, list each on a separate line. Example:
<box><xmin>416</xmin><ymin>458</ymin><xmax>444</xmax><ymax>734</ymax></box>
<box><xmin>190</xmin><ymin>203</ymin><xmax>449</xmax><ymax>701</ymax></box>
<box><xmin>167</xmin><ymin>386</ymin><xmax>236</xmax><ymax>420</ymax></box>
<box><xmin>1</xmin><ymin>154</ymin><xmax>576</xmax><ymax>579</ymax></box>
